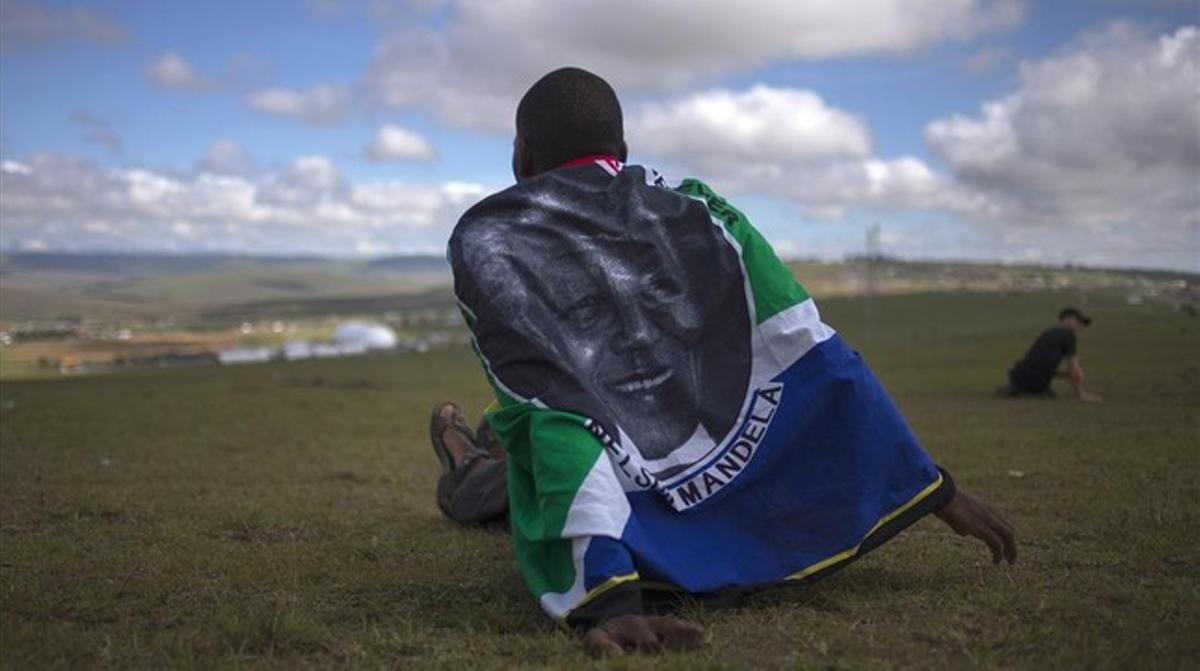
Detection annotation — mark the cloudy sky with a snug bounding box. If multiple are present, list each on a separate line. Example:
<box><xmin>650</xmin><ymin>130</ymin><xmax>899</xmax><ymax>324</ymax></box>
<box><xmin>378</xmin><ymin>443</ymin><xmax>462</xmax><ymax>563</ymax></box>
<box><xmin>1</xmin><ymin>0</ymin><xmax>1197</xmax><ymax>271</ymax></box>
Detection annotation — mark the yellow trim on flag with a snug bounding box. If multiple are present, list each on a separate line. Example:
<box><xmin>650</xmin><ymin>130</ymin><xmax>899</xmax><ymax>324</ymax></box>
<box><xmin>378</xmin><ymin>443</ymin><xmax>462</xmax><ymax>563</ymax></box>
<box><xmin>784</xmin><ymin>473</ymin><xmax>945</xmax><ymax>581</ymax></box>
<box><xmin>555</xmin><ymin>473</ymin><xmax>945</xmax><ymax>625</ymax></box>
<box><xmin>638</xmin><ymin>580</ymin><xmax>682</xmax><ymax>592</ymax></box>
<box><xmin>577</xmin><ymin>572</ymin><xmax>639</xmax><ymax>607</ymax></box>
<box><xmin>559</xmin><ymin>572</ymin><xmax>641</xmax><ymax>625</ymax></box>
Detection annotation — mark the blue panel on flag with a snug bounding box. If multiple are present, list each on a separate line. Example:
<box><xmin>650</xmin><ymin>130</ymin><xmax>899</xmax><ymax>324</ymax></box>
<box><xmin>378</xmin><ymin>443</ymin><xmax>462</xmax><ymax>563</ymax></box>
<box><xmin>618</xmin><ymin>335</ymin><xmax>942</xmax><ymax>593</ymax></box>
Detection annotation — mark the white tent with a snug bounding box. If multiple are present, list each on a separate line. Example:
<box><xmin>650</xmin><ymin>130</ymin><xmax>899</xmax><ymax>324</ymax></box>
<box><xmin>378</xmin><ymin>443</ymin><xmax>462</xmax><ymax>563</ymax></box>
<box><xmin>281</xmin><ymin>340</ymin><xmax>314</xmax><ymax>360</ymax></box>
<box><xmin>332</xmin><ymin>321</ymin><xmax>398</xmax><ymax>350</ymax></box>
<box><xmin>217</xmin><ymin>347</ymin><xmax>274</xmax><ymax>365</ymax></box>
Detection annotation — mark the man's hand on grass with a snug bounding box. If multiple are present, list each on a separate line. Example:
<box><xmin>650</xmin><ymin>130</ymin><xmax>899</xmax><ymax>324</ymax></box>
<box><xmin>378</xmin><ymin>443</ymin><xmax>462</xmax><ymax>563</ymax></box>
<box><xmin>935</xmin><ymin>489</ymin><xmax>1018</xmax><ymax>565</ymax></box>
<box><xmin>583</xmin><ymin>614</ymin><xmax>705</xmax><ymax>657</ymax></box>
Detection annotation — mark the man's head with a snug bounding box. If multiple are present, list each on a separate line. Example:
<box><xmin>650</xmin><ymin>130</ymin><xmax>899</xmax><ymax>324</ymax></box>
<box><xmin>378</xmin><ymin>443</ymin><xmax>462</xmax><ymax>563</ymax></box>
<box><xmin>513</xmin><ymin>67</ymin><xmax>627</xmax><ymax>180</ymax></box>
<box><xmin>1058</xmin><ymin>307</ymin><xmax>1092</xmax><ymax>331</ymax></box>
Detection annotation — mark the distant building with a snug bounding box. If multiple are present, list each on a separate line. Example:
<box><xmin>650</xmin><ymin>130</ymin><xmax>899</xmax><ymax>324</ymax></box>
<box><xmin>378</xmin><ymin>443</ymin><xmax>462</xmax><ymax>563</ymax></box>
<box><xmin>333</xmin><ymin>321</ymin><xmax>398</xmax><ymax>350</ymax></box>
<box><xmin>281</xmin><ymin>340</ymin><xmax>314</xmax><ymax>361</ymax></box>
<box><xmin>217</xmin><ymin>347</ymin><xmax>274</xmax><ymax>365</ymax></box>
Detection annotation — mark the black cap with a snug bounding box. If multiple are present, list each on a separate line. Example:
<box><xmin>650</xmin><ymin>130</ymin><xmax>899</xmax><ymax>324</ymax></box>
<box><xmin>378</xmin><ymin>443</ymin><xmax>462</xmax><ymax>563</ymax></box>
<box><xmin>1059</xmin><ymin>307</ymin><xmax>1092</xmax><ymax>326</ymax></box>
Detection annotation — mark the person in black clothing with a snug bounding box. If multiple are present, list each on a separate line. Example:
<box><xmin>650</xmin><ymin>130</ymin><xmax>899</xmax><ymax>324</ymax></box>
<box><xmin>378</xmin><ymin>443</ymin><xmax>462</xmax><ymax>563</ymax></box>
<box><xmin>997</xmin><ymin>307</ymin><xmax>1102</xmax><ymax>402</ymax></box>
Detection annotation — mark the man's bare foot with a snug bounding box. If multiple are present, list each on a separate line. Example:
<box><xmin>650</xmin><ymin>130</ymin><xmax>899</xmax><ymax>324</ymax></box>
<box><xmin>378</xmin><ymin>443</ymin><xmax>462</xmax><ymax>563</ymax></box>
<box><xmin>583</xmin><ymin>614</ymin><xmax>705</xmax><ymax>657</ymax></box>
<box><xmin>1079</xmin><ymin>391</ymin><xmax>1103</xmax><ymax>402</ymax></box>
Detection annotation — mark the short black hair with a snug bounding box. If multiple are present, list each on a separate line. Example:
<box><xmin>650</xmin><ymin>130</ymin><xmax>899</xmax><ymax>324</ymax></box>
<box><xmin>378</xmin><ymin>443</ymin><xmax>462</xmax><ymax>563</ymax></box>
<box><xmin>1058</xmin><ymin>307</ymin><xmax>1092</xmax><ymax>325</ymax></box>
<box><xmin>515</xmin><ymin>67</ymin><xmax>624</xmax><ymax>172</ymax></box>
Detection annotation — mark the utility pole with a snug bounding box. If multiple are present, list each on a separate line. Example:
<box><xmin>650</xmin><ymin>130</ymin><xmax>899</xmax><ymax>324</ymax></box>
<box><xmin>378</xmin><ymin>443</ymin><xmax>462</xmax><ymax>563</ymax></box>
<box><xmin>865</xmin><ymin>223</ymin><xmax>881</xmax><ymax>299</ymax></box>
<box><xmin>863</xmin><ymin>223</ymin><xmax>881</xmax><ymax>349</ymax></box>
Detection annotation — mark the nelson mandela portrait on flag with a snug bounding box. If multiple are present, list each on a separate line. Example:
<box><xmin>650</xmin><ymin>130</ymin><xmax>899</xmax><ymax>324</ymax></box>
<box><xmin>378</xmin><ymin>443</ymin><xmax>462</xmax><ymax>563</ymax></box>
<box><xmin>455</xmin><ymin>168</ymin><xmax>753</xmax><ymax>474</ymax></box>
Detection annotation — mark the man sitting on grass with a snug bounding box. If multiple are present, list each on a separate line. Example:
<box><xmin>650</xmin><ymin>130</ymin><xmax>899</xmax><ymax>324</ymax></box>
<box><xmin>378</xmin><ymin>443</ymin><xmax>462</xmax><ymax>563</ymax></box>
<box><xmin>996</xmin><ymin>307</ymin><xmax>1102</xmax><ymax>402</ymax></box>
<box><xmin>439</xmin><ymin>66</ymin><xmax>1017</xmax><ymax>657</ymax></box>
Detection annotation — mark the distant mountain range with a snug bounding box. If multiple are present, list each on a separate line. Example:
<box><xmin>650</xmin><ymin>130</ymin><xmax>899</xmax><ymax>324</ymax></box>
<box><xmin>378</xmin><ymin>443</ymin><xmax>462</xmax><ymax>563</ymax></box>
<box><xmin>0</xmin><ymin>252</ymin><xmax>454</xmax><ymax>324</ymax></box>
<box><xmin>0</xmin><ymin>252</ymin><xmax>448</xmax><ymax>276</ymax></box>
<box><xmin>1</xmin><ymin>252</ymin><xmax>1193</xmax><ymax>326</ymax></box>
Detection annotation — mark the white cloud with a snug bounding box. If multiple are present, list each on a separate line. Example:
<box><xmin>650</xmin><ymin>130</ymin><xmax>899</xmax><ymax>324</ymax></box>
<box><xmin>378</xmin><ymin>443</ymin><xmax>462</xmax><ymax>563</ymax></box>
<box><xmin>925</xmin><ymin>22</ymin><xmax>1200</xmax><ymax>267</ymax></box>
<box><xmin>288</xmin><ymin>155</ymin><xmax>341</xmax><ymax>191</ymax></box>
<box><xmin>634</xmin><ymin>86</ymin><xmax>872</xmax><ymax>164</ymax></box>
<box><xmin>1</xmin><ymin>160</ymin><xmax>31</xmax><ymax>175</ymax></box>
<box><xmin>629</xmin><ymin>23</ymin><xmax>1200</xmax><ymax>270</ymax></box>
<box><xmin>199</xmin><ymin>139</ymin><xmax>256</xmax><ymax>175</ymax></box>
<box><xmin>0</xmin><ymin>153</ymin><xmax>488</xmax><ymax>256</ymax></box>
<box><xmin>0</xmin><ymin>2</ymin><xmax>130</xmax><ymax>48</ymax></box>
<box><xmin>246</xmin><ymin>84</ymin><xmax>351</xmax><ymax>125</ymax></box>
<box><xmin>147</xmin><ymin>52</ymin><xmax>211</xmax><ymax>92</ymax></box>
<box><xmin>628</xmin><ymin>85</ymin><xmax>955</xmax><ymax>215</ymax></box>
<box><xmin>365</xmin><ymin>125</ymin><xmax>436</xmax><ymax>162</ymax></box>
<box><xmin>69</xmin><ymin>109</ymin><xmax>122</xmax><ymax>156</ymax></box>
<box><xmin>18</xmin><ymin>238</ymin><xmax>49</xmax><ymax>252</ymax></box>
<box><xmin>366</xmin><ymin>0</ymin><xmax>1024</xmax><ymax>131</ymax></box>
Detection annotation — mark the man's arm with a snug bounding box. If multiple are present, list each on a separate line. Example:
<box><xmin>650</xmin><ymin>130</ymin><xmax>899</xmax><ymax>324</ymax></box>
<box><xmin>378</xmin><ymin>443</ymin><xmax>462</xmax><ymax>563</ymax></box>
<box><xmin>1064</xmin><ymin>355</ymin><xmax>1102</xmax><ymax>402</ymax></box>
<box><xmin>934</xmin><ymin>489</ymin><xmax>1018</xmax><ymax>564</ymax></box>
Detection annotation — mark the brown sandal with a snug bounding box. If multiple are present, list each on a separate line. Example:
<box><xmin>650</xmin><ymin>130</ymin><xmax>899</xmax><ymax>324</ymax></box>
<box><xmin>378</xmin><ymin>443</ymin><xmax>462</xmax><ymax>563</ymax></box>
<box><xmin>429</xmin><ymin>402</ymin><xmax>477</xmax><ymax>474</ymax></box>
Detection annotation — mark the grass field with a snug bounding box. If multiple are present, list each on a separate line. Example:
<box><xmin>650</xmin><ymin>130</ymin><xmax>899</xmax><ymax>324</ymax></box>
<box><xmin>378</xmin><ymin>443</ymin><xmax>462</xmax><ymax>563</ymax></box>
<box><xmin>1</xmin><ymin>290</ymin><xmax>1197</xmax><ymax>669</ymax></box>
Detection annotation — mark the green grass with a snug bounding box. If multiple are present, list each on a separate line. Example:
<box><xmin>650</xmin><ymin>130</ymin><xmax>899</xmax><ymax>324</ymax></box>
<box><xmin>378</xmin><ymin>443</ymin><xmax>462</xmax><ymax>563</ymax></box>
<box><xmin>1</xmin><ymin>291</ymin><xmax>1197</xmax><ymax>669</ymax></box>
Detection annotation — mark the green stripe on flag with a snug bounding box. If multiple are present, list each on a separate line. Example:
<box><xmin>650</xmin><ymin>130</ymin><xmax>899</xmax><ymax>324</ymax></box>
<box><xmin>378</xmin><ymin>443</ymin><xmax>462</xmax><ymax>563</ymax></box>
<box><xmin>486</xmin><ymin>403</ymin><xmax>605</xmax><ymax>597</ymax></box>
<box><xmin>677</xmin><ymin>178</ymin><xmax>810</xmax><ymax>324</ymax></box>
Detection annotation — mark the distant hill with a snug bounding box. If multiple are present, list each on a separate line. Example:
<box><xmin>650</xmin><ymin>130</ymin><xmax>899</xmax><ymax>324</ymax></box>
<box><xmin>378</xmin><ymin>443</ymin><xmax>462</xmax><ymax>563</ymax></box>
<box><xmin>366</xmin><ymin>255</ymin><xmax>450</xmax><ymax>274</ymax></box>
<box><xmin>0</xmin><ymin>252</ymin><xmax>451</xmax><ymax>277</ymax></box>
<box><xmin>0</xmin><ymin>253</ymin><xmax>251</xmax><ymax>276</ymax></box>
<box><xmin>198</xmin><ymin>287</ymin><xmax>456</xmax><ymax>322</ymax></box>
<box><xmin>787</xmin><ymin>258</ymin><xmax>1197</xmax><ymax>299</ymax></box>
<box><xmin>0</xmin><ymin>253</ymin><xmax>452</xmax><ymax>324</ymax></box>
<box><xmin>2</xmin><ymin>252</ymin><xmax>1193</xmax><ymax>327</ymax></box>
